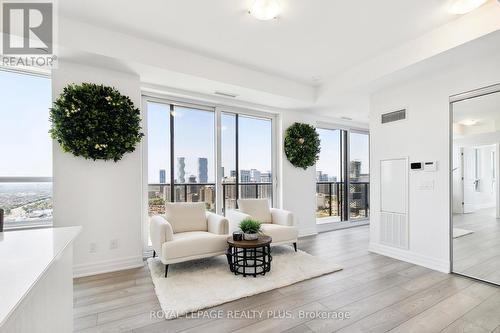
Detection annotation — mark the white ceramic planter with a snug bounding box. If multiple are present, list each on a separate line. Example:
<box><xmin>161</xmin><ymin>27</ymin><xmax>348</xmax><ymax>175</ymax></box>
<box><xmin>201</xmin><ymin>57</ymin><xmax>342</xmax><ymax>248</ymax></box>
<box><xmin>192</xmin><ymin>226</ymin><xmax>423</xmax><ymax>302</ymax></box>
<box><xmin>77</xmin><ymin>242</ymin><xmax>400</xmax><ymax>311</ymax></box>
<box><xmin>243</xmin><ymin>232</ymin><xmax>259</xmax><ymax>240</ymax></box>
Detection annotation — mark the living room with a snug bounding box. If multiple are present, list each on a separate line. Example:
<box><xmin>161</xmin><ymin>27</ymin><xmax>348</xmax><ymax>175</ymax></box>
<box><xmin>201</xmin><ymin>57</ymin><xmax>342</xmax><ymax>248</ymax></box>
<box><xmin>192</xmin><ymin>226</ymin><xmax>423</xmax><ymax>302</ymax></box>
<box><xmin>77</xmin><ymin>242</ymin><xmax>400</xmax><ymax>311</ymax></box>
<box><xmin>1</xmin><ymin>1</ymin><xmax>500</xmax><ymax>332</ymax></box>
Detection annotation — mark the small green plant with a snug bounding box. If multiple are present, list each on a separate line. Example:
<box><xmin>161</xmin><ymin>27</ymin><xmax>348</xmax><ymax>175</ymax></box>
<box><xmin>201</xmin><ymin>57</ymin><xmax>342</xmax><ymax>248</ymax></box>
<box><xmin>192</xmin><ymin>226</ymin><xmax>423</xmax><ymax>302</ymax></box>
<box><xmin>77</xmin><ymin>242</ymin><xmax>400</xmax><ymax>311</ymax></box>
<box><xmin>239</xmin><ymin>219</ymin><xmax>262</xmax><ymax>234</ymax></box>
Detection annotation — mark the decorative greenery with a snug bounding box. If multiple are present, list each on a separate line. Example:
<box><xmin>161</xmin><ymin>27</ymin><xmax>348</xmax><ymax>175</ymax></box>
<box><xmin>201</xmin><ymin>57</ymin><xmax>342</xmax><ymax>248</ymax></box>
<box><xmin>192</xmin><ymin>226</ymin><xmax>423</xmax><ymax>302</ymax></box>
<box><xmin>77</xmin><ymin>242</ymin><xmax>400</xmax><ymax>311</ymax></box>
<box><xmin>239</xmin><ymin>219</ymin><xmax>262</xmax><ymax>234</ymax></box>
<box><xmin>50</xmin><ymin>83</ymin><xmax>144</xmax><ymax>162</ymax></box>
<box><xmin>284</xmin><ymin>122</ymin><xmax>321</xmax><ymax>169</ymax></box>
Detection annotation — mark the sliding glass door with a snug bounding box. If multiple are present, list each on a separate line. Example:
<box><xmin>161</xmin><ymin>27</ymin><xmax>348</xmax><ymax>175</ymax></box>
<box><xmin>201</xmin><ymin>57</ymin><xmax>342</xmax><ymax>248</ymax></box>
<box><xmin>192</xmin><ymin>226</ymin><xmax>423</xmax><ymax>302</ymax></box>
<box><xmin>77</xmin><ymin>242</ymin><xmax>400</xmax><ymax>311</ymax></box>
<box><xmin>145</xmin><ymin>98</ymin><xmax>275</xmax><ymax>222</ymax></box>
<box><xmin>316</xmin><ymin>127</ymin><xmax>370</xmax><ymax>225</ymax></box>
<box><xmin>147</xmin><ymin>101</ymin><xmax>216</xmax><ymax>216</ymax></box>
<box><xmin>349</xmin><ymin>131</ymin><xmax>370</xmax><ymax>220</ymax></box>
<box><xmin>316</xmin><ymin>128</ymin><xmax>344</xmax><ymax>220</ymax></box>
<box><xmin>221</xmin><ymin>112</ymin><xmax>273</xmax><ymax>213</ymax></box>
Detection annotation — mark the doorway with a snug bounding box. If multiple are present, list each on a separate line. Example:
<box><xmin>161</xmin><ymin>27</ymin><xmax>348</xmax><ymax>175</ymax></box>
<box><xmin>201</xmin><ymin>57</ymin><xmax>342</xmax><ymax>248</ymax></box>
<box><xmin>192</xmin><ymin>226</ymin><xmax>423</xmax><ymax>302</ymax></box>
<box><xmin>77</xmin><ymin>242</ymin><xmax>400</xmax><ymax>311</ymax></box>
<box><xmin>450</xmin><ymin>84</ymin><xmax>500</xmax><ymax>286</ymax></box>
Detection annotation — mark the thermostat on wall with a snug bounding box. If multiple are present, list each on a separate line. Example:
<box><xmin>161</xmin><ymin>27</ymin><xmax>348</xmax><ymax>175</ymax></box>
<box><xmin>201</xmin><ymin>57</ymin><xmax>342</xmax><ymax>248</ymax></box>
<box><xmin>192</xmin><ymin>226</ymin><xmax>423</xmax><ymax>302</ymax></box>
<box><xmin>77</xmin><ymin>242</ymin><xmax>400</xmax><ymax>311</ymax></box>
<box><xmin>410</xmin><ymin>162</ymin><xmax>423</xmax><ymax>170</ymax></box>
<box><xmin>424</xmin><ymin>161</ymin><xmax>438</xmax><ymax>172</ymax></box>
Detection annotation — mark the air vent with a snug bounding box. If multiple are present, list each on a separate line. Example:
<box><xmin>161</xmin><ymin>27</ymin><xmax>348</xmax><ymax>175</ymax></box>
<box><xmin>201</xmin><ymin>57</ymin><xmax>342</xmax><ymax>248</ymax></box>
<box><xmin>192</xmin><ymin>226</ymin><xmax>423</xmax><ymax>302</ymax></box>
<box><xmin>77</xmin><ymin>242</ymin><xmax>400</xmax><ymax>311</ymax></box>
<box><xmin>381</xmin><ymin>109</ymin><xmax>406</xmax><ymax>124</ymax></box>
<box><xmin>214</xmin><ymin>91</ymin><xmax>238</xmax><ymax>98</ymax></box>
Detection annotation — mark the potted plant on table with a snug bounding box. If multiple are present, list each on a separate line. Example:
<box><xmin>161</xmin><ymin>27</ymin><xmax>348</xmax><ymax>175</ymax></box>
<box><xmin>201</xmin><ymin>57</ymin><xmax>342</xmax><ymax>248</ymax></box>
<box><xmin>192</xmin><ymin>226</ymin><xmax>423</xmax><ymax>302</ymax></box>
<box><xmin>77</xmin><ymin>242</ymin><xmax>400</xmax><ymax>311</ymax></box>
<box><xmin>239</xmin><ymin>219</ymin><xmax>262</xmax><ymax>241</ymax></box>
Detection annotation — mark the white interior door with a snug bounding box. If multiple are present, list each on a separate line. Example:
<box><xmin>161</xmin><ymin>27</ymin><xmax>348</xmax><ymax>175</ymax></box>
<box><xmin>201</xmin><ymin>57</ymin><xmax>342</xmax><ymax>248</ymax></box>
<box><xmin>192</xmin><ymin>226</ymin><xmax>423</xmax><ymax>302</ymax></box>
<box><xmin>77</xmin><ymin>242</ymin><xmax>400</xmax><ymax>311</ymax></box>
<box><xmin>462</xmin><ymin>147</ymin><xmax>476</xmax><ymax>214</ymax></box>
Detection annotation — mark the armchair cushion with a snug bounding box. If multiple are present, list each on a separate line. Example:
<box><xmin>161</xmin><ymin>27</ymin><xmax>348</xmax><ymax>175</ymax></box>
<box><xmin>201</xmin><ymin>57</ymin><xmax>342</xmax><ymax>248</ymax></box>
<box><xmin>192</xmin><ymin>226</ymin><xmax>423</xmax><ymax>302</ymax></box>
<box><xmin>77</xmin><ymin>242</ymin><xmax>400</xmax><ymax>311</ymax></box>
<box><xmin>165</xmin><ymin>202</ymin><xmax>207</xmax><ymax>233</ymax></box>
<box><xmin>237</xmin><ymin>199</ymin><xmax>272</xmax><ymax>223</ymax></box>
<box><xmin>261</xmin><ymin>223</ymin><xmax>298</xmax><ymax>244</ymax></box>
<box><xmin>226</xmin><ymin>210</ymin><xmax>251</xmax><ymax>233</ymax></box>
<box><xmin>162</xmin><ymin>231</ymin><xmax>228</xmax><ymax>261</ymax></box>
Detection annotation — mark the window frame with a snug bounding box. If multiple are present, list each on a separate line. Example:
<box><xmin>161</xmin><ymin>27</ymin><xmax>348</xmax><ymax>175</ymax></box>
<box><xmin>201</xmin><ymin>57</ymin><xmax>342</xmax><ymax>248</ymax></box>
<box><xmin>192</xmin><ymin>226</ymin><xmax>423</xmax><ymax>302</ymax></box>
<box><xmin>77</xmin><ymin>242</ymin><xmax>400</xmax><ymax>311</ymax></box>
<box><xmin>141</xmin><ymin>93</ymin><xmax>279</xmax><ymax>253</ymax></box>
<box><xmin>315</xmin><ymin>122</ymin><xmax>370</xmax><ymax>232</ymax></box>
<box><xmin>0</xmin><ymin>68</ymin><xmax>52</xmax><ymax>230</ymax></box>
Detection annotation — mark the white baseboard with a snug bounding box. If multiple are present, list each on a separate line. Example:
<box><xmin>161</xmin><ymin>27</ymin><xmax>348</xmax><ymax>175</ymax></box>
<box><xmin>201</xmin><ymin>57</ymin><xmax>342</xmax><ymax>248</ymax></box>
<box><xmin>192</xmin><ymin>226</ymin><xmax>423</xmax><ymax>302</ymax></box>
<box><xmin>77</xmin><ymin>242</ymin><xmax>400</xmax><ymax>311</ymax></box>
<box><xmin>369</xmin><ymin>242</ymin><xmax>450</xmax><ymax>273</ymax></box>
<box><xmin>298</xmin><ymin>226</ymin><xmax>318</xmax><ymax>238</ymax></box>
<box><xmin>73</xmin><ymin>255</ymin><xmax>144</xmax><ymax>278</ymax></box>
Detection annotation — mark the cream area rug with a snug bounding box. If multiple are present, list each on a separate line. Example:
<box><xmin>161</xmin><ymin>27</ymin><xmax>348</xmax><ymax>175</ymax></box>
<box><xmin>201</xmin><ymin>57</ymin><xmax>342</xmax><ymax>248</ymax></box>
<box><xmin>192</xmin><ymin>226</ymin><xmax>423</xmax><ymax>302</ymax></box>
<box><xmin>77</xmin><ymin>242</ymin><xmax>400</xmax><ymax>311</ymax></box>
<box><xmin>453</xmin><ymin>228</ymin><xmax>474</xmax><ymax>238</ymax></box>
<box><xmin>147</xmin><ymin>246</ymin><xmax>342</xmax><ymax>319</ymax></box>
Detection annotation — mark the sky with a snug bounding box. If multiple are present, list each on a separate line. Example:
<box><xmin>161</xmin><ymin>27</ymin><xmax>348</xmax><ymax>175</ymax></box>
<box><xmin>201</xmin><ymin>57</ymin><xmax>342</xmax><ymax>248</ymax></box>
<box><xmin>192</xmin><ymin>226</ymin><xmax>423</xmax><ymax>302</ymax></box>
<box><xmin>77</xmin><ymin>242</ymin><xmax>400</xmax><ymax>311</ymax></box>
<box><xmin>316</xmin><ymin>128</ymin><xmax>369</xmax><ymax>180</ymax></box>
<box><xmin>0</xmin><ymin>71</ymin><xmax>52</xmax><ymax>177</ymax></box>
<box><xmin>147</xmin><ymin>103</ymin><xmax>272</xmax><ymax>183</ymax></box>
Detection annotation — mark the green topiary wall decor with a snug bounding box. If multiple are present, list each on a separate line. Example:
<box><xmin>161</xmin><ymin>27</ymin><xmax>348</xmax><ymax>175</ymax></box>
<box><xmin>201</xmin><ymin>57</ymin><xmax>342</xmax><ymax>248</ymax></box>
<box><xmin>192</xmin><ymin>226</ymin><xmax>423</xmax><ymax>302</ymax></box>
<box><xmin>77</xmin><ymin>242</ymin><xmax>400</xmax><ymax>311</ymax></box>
<box><xmin>284</xmin><ymin>122</ymin><xmax>321</xmax><ymax>169</ymax></box>
<box><xmin>50</xmin><ymin>83</ymin><xmax>144</xmax><ymax>162</ymax></box>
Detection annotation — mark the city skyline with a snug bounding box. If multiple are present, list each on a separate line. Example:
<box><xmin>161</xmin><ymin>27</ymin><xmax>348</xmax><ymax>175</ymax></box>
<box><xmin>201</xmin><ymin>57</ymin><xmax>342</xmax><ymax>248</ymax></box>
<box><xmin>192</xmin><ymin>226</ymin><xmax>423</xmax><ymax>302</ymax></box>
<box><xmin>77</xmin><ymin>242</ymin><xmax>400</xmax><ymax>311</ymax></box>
<box><xmin>156</xmin><ymin>165</ymin><xmax>272</xmax><ymax>184</ymax></box>
<box><xmin>147</xmin><ymin>103</ymin><xmax>273</xmax><ymax>184</ymax></box>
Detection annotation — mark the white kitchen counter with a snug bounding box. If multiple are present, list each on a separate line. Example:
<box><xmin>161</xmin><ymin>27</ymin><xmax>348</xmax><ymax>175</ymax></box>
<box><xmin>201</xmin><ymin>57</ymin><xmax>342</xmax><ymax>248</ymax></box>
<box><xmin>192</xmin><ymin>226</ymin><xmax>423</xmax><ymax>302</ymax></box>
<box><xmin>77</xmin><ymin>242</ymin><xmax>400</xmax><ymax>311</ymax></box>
<box><xmin>0</xmin><ymin>226</ymin><xmax>81</xmax><ymax>332</ymax></box>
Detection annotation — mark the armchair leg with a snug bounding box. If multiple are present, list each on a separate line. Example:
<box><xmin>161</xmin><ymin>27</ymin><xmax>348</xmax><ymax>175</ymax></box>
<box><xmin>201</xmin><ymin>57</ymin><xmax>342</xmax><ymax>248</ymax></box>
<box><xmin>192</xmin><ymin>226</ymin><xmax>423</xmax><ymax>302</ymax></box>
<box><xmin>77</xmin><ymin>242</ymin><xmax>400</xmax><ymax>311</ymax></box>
<box><xmin>164</xmin><ymin>265</ymin><xmax>169</xmax><ymax>278</ymax></box>
<box><xmin>293</xmin><ymin>242</ymin><xmax>297</xmax><ymax>252</ymax></box>
<box><xmin>153</xmin><ymin>250</ymin><xmax>156</xmax><ymax>258</ymax></box>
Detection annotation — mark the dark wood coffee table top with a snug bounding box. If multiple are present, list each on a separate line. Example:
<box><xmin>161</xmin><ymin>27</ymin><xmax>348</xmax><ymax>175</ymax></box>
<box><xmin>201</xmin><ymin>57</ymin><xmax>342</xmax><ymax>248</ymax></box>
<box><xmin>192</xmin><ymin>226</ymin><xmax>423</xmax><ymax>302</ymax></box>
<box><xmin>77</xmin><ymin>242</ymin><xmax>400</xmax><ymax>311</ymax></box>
<box><xmin>227</xmin><ymin>235</ymin><xmax>272</xmax><ymax>248</ymax></box>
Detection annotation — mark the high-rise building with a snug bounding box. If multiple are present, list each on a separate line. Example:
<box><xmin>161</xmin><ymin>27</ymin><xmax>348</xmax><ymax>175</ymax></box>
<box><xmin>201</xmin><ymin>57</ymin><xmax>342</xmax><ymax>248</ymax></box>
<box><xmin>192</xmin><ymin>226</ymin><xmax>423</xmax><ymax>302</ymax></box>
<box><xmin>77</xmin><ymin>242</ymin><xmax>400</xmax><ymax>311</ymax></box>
<box><xmin>230</xmin><ymin>170</ymin><xmax>236</xmax><ymax>178</ymax></box>
<box><xmin>250</xmin><ymin>169</ymin><xmax>261</xmax><ymax>182</ymax></box>
<box><xmin>317</xmin><ymin>171</ymin><xmax>329</xmax><ymax>182</ymax></box>
<box><xmin>350</xmin><ymin>160</ymin><xmax>361</xmax><ymax>180</ymax></box>
<box><xmin>177</xmin><ymin>157</ymin><xmax>185</xmax><ymax>183</ymax></box>
<box><xmin>240</xmin><ymin>170</ymin><xmax>251</xmax><ymax>182</ymax></box>
<box><xmin>159</xmin><ymin>169</ymin><xmax>166</xmax><ymax>184</ymax></box>
<box><xmin>197</xmin><ymin>158</ymin><xmax>208</xmax><ymax>183</ymax></box>
<box><xmin>221</xmin><ymin>166</ymin><xmax>225</xmax><ymax>178</ymax></box>
<box><xmin>261</xmin><ymin>172</ymin><xmax>272</xmax><ymax>183</ymax></box>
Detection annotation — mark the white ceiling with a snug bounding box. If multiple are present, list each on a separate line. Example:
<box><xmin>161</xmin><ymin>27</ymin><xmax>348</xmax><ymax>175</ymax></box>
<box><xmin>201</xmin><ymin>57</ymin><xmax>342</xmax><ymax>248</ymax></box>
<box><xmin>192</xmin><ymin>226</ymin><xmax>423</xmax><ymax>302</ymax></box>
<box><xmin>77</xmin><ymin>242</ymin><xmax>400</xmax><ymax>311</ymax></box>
<box><xmin>453</xmin><ymin>90</ymin><xmax>500</xmax><ymax>123</ymax></box>
<box><xmin>59</xmin><ymin>0</ymin><xmax>458</xmax><ymax>86</ymax></box>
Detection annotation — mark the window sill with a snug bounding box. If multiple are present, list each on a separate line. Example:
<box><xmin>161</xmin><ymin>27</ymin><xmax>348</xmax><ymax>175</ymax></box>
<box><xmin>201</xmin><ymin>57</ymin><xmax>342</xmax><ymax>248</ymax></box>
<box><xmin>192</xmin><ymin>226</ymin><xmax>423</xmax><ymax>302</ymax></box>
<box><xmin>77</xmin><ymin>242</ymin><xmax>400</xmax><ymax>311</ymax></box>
<box><xmin>3</xmin><ymin>220</ymin><xmax>53</xmax><ymax>232</ymax></box>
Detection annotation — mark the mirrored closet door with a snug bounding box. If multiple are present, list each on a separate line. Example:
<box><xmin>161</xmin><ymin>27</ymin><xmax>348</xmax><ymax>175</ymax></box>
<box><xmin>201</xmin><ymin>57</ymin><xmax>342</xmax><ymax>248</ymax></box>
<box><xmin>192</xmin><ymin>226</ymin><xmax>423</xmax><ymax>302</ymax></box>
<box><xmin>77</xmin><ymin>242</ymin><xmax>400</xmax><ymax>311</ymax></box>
<box><xmin>451</xmin><ymin>85</ymin><xmax>500</xmax><ymax>286</ymax></box>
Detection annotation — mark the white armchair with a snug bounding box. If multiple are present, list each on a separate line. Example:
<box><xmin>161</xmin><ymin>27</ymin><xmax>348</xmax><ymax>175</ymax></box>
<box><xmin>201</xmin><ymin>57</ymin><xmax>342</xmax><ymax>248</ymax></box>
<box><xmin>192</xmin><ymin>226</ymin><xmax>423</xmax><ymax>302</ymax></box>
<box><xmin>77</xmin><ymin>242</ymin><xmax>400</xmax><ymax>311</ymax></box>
<box><xmin>150</xmin><ymin>202</ymin><xmax>229</xmax><ymax>277</ymax></box>
<box><xmin>227</xmin><ymin>199</ymin><xmax>298</xmax><ymax>250</ymax></box>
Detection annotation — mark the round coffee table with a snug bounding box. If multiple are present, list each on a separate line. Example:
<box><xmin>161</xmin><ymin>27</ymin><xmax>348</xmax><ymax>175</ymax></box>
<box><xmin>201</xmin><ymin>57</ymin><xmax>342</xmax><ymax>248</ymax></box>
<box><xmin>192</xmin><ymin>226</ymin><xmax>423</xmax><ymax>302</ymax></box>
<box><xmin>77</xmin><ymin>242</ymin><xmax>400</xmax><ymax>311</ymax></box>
<box><xmin>226</xmin><ymin>236</ymin><xmax>272</xmax><ymax>277</ymax></box>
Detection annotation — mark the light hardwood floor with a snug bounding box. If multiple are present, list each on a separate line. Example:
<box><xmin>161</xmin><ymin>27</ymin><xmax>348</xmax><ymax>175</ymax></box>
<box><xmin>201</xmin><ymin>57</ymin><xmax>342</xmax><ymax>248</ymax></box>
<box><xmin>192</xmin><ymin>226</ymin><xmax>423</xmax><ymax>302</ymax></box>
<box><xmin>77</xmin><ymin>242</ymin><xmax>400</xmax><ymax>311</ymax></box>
<box><xmin>74</xmin><ymin>226</ymin><xmax>500</xmax><ymax>333</ymax></box>
<box><xmin>453</xmin><ymin>208</ymin><xmax>500</xmax><ymax>285</ymax></box>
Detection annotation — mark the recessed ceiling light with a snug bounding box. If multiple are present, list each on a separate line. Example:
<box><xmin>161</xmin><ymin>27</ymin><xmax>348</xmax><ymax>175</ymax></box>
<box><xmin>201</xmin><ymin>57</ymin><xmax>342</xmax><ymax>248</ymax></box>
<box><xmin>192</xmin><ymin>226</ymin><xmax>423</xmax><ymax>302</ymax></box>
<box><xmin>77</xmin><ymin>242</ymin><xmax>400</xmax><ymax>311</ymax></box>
<box><xmin>460</xmin><ymin>119</ymin><xmax>479</xmax><ymax>126</ymax></box>
<box><xmin>448</xmin><ymin>0</ymin><xmax>488</xmax><ymax>14</ymax></box>
<box><xmin>249</xmin><ymin>0</ymin><xmax>282</xmax><ymax>21</ymax></box>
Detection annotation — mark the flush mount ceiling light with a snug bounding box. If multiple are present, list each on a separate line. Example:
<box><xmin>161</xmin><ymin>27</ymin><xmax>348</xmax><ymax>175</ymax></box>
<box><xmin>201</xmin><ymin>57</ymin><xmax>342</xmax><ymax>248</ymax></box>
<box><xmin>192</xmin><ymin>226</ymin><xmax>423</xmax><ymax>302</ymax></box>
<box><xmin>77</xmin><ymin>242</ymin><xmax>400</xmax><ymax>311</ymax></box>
<box><xmin>249</xmin><ymin>0</ymin><xmax>282</xmax><ymax>20</ymax></box>
<box><xmin>448</xmin><ymin>0</ymin><xmax>488</xmax><ymax>14</ymax></box>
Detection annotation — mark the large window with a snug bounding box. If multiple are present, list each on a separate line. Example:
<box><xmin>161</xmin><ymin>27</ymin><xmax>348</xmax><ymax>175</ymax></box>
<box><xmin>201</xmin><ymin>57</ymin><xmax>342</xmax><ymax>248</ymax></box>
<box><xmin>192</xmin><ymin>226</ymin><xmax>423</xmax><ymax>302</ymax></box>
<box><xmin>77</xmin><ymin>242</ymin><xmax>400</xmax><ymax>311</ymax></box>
<box><xmin>316</xmin><ymin>128</ymin><xmax>343</xmax><ymax>220</ymax></box>
<box><xmin>349</xmin><ymin>131</ymin><xmax>370</xmax><ymax>219</ymax></box>
<box><xmin>316</xmin><ymin>127</ymin><xmax>369</xmax><ymax>223</ymax></box>
<box><xmin>146</xmin><ymin>99</ymin><xmax>275</xmax><ymax>218</ymax></box>
<box><xmin>147</xmin><ymin>101</ymin><xmax>215</xmax><ymax>215</ymax></box>
<box><xmin>0</xmin><ymin>70</ymin><xmax>52</xmax><ymax>229</ymax></box>
<box><xmin>221</xmin><ymin>113</ymin><xmax>273</xmax><ymax>213</ymax></box>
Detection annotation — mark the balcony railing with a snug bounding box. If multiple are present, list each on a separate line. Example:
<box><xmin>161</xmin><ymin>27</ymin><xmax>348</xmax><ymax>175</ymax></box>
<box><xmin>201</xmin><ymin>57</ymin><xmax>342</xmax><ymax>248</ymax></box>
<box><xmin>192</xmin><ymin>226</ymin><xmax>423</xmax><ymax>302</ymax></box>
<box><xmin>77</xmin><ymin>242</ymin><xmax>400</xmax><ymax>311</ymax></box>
<box><xmin>316</xmin><ymin>181</ymin><xmax>369</xmax><ymax>220</ymax></box>
<box><xmin>147</xmin><ymin>182</ymin><xmax>273</xmax><ymax>216</ymax></box>
<box><xmin>222</xmin><ymin>182</ymin><xmax>273</xmax><ymax>213</ymax></box>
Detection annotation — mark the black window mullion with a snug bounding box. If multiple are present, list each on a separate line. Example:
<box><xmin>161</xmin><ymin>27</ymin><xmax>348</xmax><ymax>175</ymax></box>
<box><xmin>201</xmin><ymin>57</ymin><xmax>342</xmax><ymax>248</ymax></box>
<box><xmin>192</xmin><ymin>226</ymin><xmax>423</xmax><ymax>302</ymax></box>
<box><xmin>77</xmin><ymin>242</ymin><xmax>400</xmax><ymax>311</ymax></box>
<box><xmin>235</xmin><ymin>114</ymin><xmax>239</xmax><ymax>207</ymax></box>
<box><xmin>169</xmin><ymin>104</ymin><xmax>175</xmax><ymax>202</ymax></box>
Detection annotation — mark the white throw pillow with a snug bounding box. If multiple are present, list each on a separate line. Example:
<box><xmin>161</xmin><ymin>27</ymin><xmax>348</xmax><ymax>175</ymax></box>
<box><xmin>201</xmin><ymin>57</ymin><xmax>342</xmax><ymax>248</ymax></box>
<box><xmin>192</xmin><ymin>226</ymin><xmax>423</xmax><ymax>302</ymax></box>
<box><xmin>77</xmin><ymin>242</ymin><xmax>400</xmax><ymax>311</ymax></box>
<box><xmin>237</xmin><ymin>199</ymin><xmax>272</xmax><ymax>223</ymax></box>
<box><xmin>165</xmin><ymin>202</ymin><xmax>207</xmax><ymax>233</ymax></box>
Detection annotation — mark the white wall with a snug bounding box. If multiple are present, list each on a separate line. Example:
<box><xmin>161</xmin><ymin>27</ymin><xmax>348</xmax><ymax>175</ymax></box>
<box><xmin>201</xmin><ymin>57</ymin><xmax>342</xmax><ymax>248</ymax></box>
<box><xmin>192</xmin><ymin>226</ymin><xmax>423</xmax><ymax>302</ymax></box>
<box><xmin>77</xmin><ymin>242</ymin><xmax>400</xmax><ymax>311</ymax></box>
<box><xmin>369</xmin><ymin>49</ymin><xmax>500</xmax><ymax>273</ymax></box>
<box><xmin>52</xmin><ymin>61</ymin><xmax>144</xmax><ymax>277</ymax></box>
<box><xmin>279</xmin><ymin>110</ymin><xmax>318</xmax><ymax>237</ymax></box>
